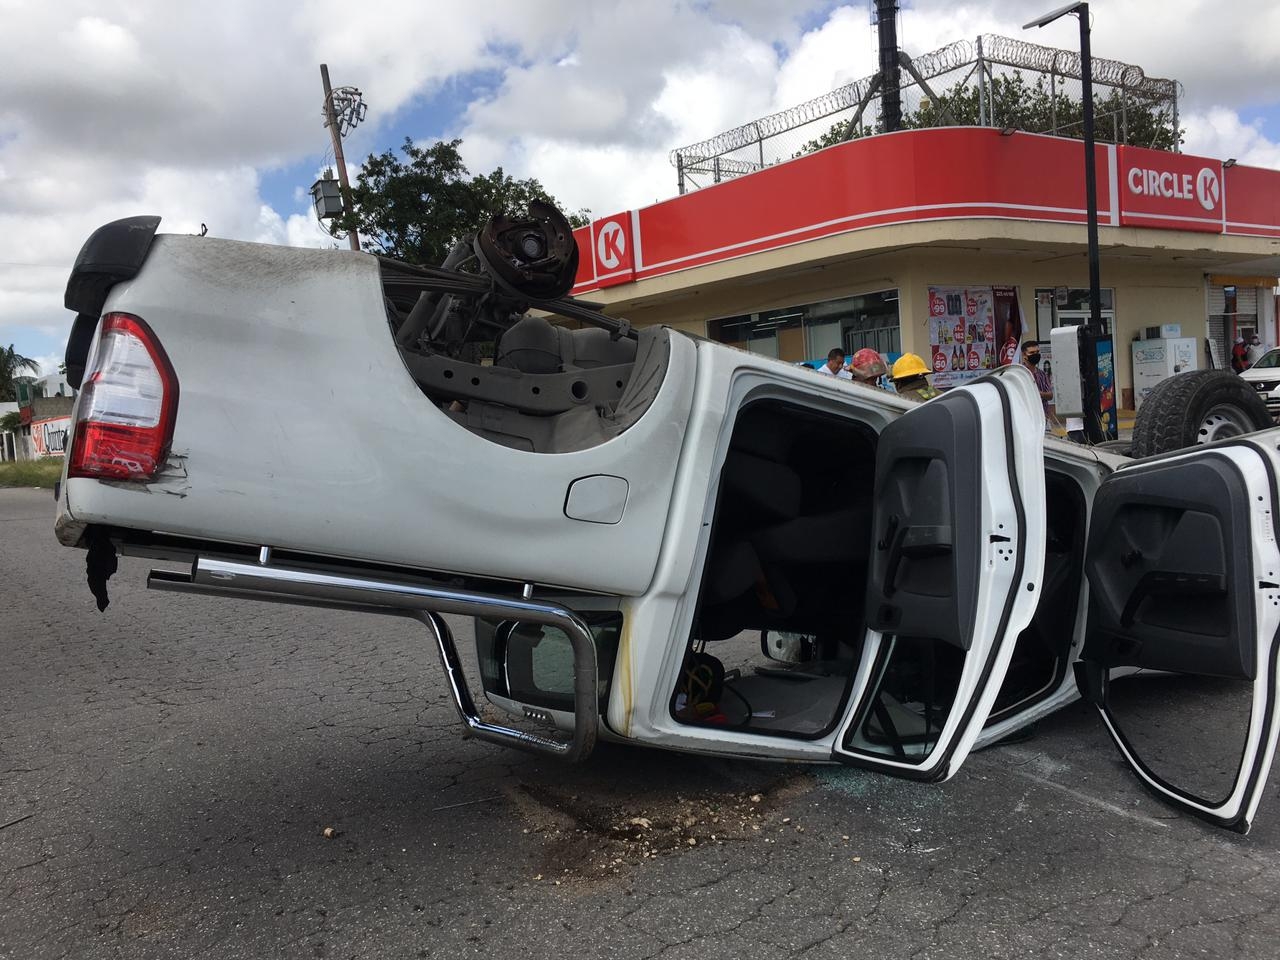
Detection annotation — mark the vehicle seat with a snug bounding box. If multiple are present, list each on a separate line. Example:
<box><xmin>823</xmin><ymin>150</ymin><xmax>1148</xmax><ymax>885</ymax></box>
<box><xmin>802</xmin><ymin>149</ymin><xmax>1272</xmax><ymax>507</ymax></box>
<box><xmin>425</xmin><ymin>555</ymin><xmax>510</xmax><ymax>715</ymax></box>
<box><xmin>747</xmin><ymin>503</ymin><xmax>873</xmax><ymax>643</ymax></box>
<box><xmin>698</xmin><ymin>539</ymin><xmax>798</xmax><ymax>642</ymax></box>
<box><xmin>495</xmin><ymin>316</ymin><xmax>637</xmax><ymax>373</ymax></box>
<box><xmin>722</xmin><ymin>451</ymin><xmax>803</xmax><ymax>521</ymax></box>
<box><xmin>695</xmin><ymin>408</ymin><xmax>873</xmax><ymax>645</ymax></box>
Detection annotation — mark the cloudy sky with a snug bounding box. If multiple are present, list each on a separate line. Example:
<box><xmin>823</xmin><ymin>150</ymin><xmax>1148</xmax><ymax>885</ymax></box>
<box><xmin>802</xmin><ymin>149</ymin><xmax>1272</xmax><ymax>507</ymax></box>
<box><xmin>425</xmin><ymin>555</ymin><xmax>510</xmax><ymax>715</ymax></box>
<box><xmin>3</xmin><ymin>0</ymin><xmax>1278</xmax><ymax>374</ymax></box>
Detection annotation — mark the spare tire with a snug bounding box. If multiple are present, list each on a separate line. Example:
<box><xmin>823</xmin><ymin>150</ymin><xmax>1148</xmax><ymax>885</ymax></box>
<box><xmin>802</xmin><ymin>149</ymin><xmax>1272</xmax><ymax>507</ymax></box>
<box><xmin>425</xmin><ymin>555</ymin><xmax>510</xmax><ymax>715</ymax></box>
<box><xmin>1130</xmin><ymin>369</ymin><xmax>1274</xmax><ymax>458</ymax></box>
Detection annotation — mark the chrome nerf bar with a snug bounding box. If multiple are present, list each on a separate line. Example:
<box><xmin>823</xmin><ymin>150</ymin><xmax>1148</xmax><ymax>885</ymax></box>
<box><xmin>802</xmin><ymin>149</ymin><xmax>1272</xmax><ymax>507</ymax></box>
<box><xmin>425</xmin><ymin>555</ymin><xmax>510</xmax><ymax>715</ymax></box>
<box><xmin>147</xmin><ymin>556</ymin><xmax>599</xmax><ymax>762</ymax></box>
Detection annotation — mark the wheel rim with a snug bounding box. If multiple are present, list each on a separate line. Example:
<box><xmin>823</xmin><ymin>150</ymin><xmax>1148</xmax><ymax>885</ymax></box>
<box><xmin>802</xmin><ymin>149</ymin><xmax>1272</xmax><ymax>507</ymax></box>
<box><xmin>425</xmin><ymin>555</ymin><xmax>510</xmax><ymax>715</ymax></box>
<box><xmin>1197</xmin><ymin>404</ymin><xmax>1253</xmax><ymax>443</ymax></box>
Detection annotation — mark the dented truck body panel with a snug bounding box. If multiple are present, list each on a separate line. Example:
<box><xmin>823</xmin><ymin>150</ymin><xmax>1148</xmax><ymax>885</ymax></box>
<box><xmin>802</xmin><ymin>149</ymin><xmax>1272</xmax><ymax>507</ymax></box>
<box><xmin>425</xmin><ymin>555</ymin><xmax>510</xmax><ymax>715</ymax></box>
<box><xmin>59</xmin><ymin>235</ymin><xmax>697</xmax><ymax>596</ymax></box>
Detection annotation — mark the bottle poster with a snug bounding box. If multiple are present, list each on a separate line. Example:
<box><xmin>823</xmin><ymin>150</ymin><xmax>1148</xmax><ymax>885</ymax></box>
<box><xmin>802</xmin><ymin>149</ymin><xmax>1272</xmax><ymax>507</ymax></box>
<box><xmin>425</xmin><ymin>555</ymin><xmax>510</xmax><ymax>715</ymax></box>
<box><xmin>1096</xmin><ymin>336</ymin><xmax>1118</xmax><ymax>440</ymax></box>
<box><xmin>927</xmin><ymin>285</ymin><xmax>1020</xmax><ymax>389</ymax></box>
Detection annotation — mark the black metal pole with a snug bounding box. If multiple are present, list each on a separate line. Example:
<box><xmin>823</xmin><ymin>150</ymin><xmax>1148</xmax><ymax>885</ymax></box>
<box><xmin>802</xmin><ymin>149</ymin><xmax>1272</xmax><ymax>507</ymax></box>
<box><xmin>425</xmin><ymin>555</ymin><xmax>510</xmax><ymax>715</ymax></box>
<box><xmin>1076</xmin><ymin>5</ymin><xmax>1106</xmax><ymax>443</ymax></box>
<box><xmin>876</xmin><ymin>0</ymin><xmax>902</xmax><ymax>132</ymax></box>
<box><xmin>1078</xmin><ymin>9</ymin><xmax>1102</xmax><ymax>335</ymax></box>
<box><xmin>1025</xmin><ymin>2</ymin><xmax>1106</xmax><ymax>442</ymax></box>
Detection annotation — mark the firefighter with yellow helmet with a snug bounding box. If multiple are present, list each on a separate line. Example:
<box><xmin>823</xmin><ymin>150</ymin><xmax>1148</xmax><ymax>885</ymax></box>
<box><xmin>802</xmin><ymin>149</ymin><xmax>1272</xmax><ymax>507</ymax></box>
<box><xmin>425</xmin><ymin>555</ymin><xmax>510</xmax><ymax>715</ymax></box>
<box><xmin>891</xmin><ymin>353</ymin><xmax>939</xmax><ymax>402</ymax></box>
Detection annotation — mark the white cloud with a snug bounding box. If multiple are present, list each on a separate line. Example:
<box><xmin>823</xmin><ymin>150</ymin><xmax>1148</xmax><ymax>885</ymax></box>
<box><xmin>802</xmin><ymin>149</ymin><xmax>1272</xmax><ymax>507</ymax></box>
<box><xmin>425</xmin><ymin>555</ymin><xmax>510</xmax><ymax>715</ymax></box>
<box><xmin>0</xmin><ymin>0</ymin><xmax>1277</xmax><ymax>359</ymax></box>
<box><xmin>0</xmin><ymin>0</ymin><xmax>587</xmax><ymax>340</ymax></box>
<box><xmin>772</xmin><ymin>5</ymin><xmax>879</xmax><ymax>108</ymax></box>
<box><xmin>1183</xmin><ymin>107</ymin><xmax>1280</xmax><ymax>169</ymax></box>
<box><xmin>30</xmin><ymin>353</ymin><xmax>64</xmax><ymax>379</ymax></box>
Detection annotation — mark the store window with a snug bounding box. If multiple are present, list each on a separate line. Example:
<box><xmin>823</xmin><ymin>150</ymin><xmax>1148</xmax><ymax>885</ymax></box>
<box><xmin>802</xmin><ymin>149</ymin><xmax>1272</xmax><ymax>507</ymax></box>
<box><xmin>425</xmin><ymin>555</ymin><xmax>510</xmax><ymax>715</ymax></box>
<box><xmin>1034</xmin><ymin>287</ymin><xmax>1115</xmax><ymax>339</ymax></box>
<box><xmin>1208</xmin><ymin>283</ymin><xmax>1259</xmax><ymax>369</ymax></box>
<box><xmin>708</xmin><ymin>290</ymin><xmax>900</xmax><ymax>363</ymax></box>
<box><xmin>708</xmin><ymin>309</ymin><xmax>800</xmax><ymax>359</ymax></box>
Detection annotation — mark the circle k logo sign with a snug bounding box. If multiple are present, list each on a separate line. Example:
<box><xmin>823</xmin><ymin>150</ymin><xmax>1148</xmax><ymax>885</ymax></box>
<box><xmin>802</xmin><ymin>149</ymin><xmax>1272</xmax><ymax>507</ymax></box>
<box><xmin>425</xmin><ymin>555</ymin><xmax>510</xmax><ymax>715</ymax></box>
<box><xmin>1195</xmin><ymin>167</ymin><xmax>1221</xmax><ymax>211</ymax></box>
<box><xmin>1126</xmin><ymin>164</ymin><xmax>1222</xmax><ymax>212</ymax></box>
<box><xmin>596</xmin><ymin>221</ymin><xmax>626</xmax><ymax>270</ymax></box>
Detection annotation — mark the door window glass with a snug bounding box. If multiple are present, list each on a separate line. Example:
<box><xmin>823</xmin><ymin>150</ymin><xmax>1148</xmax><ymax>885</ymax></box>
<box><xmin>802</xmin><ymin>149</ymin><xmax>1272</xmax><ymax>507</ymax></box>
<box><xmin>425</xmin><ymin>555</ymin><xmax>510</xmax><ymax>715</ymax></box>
<box><xmin>1251</xmin><ymin>350</ymin><xmax>1280</xmax><ymax>370</ymax></box>
<box><xmin>1104</xmin><ymin>673</ymin><xmax>1253</xmax><ymax>807</ymax></box>
<box><xmin>846</xmin><ymin>637</ymin><xmax>964</xmax><ymax>760</ymax></box>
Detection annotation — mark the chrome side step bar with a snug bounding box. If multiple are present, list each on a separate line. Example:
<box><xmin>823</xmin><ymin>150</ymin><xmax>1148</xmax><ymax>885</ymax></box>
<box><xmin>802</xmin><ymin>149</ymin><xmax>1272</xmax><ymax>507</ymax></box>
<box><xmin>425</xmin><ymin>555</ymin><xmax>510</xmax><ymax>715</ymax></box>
<box><xmin>148</xmin><ymin>556</ymin><xmax>598</xmax><ymax>762</ymax></box>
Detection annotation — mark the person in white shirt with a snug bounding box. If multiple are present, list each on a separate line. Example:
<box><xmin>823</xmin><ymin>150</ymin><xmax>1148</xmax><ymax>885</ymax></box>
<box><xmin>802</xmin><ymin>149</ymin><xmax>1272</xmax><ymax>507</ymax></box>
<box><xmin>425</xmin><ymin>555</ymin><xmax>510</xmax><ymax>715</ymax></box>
<box><xmin>816</xmin><ymin>348</ymin><xmax>853</xmax><ymax>380</ymax></box>
<box><xmin>1246</xmin><ymin>335</ymin><xmax>1266</xmax><ymax>366</ymax></box>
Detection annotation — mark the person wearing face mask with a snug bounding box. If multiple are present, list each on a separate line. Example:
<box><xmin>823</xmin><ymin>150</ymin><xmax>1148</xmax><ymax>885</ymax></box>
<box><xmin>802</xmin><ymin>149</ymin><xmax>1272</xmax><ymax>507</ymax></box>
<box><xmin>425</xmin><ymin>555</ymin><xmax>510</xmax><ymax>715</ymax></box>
<box><xmin>1232</xmin><ymin>335</ymin><xmax>1249</xmax><ymax>373</ymax></box>
<box><xmin>1021</xmin><ymin>340</ymin><xmax>1057</xmax><ymax>430</ymax></box>
<box><xmin>1247</xmin><ymin>334</ymin><xmax>1266</xmax><ymax>366</ymax></box>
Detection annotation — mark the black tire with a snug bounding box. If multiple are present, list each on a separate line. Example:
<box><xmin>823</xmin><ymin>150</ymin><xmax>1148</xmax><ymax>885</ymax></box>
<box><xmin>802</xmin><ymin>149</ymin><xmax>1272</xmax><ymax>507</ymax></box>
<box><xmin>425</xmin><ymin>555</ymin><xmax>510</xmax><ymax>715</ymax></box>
<box><xmin>1130</xmin><ymin>369</ymin><xmax>1274</xmax><ymax>458</ymax></box>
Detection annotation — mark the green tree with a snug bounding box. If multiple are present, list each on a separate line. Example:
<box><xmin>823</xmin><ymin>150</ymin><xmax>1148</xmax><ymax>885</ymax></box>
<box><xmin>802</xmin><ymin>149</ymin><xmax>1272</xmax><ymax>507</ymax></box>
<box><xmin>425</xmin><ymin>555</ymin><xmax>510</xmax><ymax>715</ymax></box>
<box><xmin>796</xmin><ymin>119</ymin><xmax>877</xmax><ymax>155</ymax></box>
<box><xmin>0</xmin><ymin>410</ymin><xmax>21</xmax><ymax>432</ymax></box>
<box><xmin>333</xmin><ymin>138</ymin><xmax>589</xmax><ymax>266</ymax></box>
<box><xmin>797</xmin><ymin>72</ymin><xmax>1182</xmax><ymax>157</ymax></box>
<box><xmin>0</xmin><ymin>344</ymin><xmax>40</xmax><ymax>403</ymax></box>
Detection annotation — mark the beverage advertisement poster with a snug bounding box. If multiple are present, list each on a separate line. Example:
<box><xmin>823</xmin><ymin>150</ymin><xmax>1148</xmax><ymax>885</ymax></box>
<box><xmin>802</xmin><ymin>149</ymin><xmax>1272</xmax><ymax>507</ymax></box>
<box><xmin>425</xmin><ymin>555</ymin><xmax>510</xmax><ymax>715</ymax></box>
<box><xmin>928</xmin><ymin>285</ymin><xmax>1021</xmax><ymax>389</ymax></box>
<box><xmin>1096</xmin><ymin>337</ymin><xmax>1118</xmax><ymax>440</ymax></box>
<box><xmin>991</xmin><ymin>286</ymin><xmax>1024</xmax><ymax>367</ymax></box>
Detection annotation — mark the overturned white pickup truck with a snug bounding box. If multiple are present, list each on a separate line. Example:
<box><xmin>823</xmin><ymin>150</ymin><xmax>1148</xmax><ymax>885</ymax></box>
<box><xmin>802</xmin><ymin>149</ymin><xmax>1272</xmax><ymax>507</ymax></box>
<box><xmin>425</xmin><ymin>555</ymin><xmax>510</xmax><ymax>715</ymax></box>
<box><xmin>55</xmin><ymin>207</ymin><xmax>1280</xmax><ymax>833</ymax></box>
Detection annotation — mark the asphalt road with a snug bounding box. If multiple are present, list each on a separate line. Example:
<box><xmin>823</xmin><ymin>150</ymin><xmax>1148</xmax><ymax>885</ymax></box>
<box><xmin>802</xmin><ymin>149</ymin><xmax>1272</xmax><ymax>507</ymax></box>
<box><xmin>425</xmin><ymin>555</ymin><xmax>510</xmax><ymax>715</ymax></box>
<box><xmin>2</xmin><ymin>485</ymin><xmax>1279</xmax><ymax>960</ymax></box>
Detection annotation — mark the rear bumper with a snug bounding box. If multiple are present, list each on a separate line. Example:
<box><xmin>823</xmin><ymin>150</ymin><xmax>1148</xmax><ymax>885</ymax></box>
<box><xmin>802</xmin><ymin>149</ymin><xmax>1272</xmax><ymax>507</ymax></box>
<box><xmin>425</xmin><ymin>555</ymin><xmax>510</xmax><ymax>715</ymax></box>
<box><xmin>150</xmin><ymin>555</ymin><xmax>600</xmax><ymax>762</ymax></box>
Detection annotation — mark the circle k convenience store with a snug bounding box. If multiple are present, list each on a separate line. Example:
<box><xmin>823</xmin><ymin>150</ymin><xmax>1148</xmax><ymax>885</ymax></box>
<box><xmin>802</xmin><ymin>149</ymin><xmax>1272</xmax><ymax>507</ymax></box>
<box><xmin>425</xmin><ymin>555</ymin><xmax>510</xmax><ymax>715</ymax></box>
<box><xmin>569</xmin><ymin>127</ymin><xmax>1280</xmax><ymax>412</ymax></box>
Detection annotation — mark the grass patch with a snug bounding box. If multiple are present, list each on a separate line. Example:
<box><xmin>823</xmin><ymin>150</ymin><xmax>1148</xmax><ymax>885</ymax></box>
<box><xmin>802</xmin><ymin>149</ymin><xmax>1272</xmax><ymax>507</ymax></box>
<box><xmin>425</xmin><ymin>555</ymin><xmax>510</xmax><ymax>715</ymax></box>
<box><xmin>0</xmin><ymin>459</ymin><xmax>64</xmax><ymax>489</ymax></box>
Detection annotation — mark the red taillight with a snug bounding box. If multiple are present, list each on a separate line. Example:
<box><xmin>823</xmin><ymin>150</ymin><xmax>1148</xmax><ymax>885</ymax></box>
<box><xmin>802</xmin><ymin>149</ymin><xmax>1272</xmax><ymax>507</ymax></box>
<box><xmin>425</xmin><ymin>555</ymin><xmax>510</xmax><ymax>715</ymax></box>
<box><xmin>68</xmin><ymin>313</ymin><xmax>179</xmax><ymax>481</ymax></box>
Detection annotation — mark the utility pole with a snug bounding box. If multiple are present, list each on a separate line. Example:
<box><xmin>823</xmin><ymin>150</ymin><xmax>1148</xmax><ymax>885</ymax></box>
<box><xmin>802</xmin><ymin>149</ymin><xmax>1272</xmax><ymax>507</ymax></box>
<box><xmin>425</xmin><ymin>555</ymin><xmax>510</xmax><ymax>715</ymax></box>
<box><xmin>321</xmin><ymin>64</ymin><xmax>360</xmax><ymax>252</ymax></box>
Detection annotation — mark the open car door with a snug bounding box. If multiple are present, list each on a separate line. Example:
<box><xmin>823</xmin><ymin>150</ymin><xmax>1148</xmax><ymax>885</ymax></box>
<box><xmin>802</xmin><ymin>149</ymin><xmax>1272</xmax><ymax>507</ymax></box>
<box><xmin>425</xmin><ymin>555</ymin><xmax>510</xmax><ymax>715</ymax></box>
<box><xmin>1077</xmin><ymin>435</ymin><xmax>1280</xmax><ymax>833</ymax></box>
<box><xmin>832</xmin><ymin>365</ymin><xmax>1047</xmax><ymax>781</ymax></box>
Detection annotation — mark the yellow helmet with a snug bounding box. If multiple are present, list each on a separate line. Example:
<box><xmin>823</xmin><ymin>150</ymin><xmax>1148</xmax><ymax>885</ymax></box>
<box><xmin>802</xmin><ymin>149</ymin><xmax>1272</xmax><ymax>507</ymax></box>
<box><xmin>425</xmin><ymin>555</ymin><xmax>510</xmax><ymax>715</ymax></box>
<box><xmin>892</xmin><ymin>353</ymin><xmax>930</xmax><ymax>380</ymax></box>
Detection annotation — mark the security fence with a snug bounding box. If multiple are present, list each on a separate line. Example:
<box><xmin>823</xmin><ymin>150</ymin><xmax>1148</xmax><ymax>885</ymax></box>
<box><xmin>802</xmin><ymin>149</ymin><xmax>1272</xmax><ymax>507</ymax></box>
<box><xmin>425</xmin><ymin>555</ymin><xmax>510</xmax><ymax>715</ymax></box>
<box><xmin>671</xmin><ymin>34</ymin><xmax>1182</xmax><ymax>194</ymax></box>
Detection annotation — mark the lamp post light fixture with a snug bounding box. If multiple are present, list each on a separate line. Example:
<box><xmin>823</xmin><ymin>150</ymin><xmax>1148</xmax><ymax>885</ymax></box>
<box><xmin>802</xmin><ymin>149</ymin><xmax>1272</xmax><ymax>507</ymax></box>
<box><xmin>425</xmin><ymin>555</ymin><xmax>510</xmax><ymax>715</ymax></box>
<box><xmin>1025</xmin><ymin>1</ymin><xmax>1106</xmax><ymax>444</ymax></box>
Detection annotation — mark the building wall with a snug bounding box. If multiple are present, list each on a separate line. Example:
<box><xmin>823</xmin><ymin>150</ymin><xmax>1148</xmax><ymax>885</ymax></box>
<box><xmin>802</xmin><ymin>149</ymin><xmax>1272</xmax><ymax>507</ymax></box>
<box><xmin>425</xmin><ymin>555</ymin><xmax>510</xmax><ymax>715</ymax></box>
<box><xmin>602</xmin><ymin>245</ymin><xmax>1211</xmax><ymax>407</ymax></box>
<box><xmin>892</xmin><ymin>251</ymin><xmax>1209</xmax><ymax>406</ymax></box>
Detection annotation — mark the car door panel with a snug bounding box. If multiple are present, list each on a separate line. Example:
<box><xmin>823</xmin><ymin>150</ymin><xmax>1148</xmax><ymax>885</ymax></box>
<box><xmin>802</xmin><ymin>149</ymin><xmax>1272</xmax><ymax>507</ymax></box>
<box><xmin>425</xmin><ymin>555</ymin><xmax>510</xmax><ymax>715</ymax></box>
<box><xmin>832</xmin><ymin>365</ymin><xmax>1047</xmax><ymax>781</ymax></box>
<box><xmin>1086</xmin><ymin>454</ymin><xmax>1258</xmax><ymax>679</ymax></box>
<box><xmin>1080</xmin><ymin>436</ymin><xmax>1280</xmax><ymax>832</ymax></box>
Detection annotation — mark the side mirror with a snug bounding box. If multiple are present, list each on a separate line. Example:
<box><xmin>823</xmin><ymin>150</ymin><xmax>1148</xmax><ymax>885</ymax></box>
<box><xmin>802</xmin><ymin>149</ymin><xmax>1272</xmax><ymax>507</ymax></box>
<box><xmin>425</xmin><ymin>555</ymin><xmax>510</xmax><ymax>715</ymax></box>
<box><xmin>759</xmin><ymin>630</ymin><xmax>819</xmax><ymax>664</ymax></box>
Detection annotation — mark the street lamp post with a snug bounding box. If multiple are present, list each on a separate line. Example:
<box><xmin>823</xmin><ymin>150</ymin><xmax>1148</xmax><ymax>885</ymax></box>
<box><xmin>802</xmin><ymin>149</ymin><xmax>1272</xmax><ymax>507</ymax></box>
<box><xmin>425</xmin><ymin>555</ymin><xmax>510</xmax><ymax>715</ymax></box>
<box><xmin>1025</xmin><ymin>2</ymin><xmax>1106</xmax><ymax>444</ymax></box>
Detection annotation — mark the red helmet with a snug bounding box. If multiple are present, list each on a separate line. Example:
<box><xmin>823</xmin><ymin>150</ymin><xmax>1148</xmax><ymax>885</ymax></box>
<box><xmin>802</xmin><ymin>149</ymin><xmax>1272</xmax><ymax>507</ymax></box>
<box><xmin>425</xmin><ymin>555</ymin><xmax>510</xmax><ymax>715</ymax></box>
<box><xmin>849</xmin><ymin>348</ymin><xmax>887</xmax><ymax>380</ymax></box>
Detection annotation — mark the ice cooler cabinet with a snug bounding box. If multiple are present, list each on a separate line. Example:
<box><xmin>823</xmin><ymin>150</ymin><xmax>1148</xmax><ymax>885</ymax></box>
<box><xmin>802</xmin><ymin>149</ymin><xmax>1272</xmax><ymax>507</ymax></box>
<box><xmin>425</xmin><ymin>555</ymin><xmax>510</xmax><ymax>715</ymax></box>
<box><xmin>1132</xmin><ymin>337</ymin><xmax>1199</xmax><ymax>411</ymax></box>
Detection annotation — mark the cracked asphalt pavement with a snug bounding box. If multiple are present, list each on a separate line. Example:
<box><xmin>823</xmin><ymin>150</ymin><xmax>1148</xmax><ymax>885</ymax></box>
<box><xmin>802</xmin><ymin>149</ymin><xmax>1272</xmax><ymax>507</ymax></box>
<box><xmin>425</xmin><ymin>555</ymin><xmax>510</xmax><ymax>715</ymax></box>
<box><xmin>3</xmin><ymin>486</ymin><xmax>1279</xmax><ymax>959</ymax></box>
